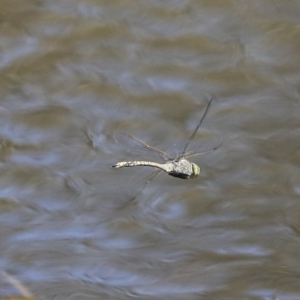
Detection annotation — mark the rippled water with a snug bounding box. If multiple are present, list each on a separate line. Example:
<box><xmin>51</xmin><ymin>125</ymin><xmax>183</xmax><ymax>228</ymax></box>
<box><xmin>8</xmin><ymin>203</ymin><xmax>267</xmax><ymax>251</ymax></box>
<box><xmin>1</xmin><ymin>1</ymin><xmax>300</xmax><ymax>299</ymax></box>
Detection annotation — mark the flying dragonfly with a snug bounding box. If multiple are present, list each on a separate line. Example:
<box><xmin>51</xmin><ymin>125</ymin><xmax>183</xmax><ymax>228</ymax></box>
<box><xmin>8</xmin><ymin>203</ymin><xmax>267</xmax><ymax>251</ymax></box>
<box><xmin>112</xmin><ymin>97</ymin><xmax>220</xmax><ymax>184</ymax></box>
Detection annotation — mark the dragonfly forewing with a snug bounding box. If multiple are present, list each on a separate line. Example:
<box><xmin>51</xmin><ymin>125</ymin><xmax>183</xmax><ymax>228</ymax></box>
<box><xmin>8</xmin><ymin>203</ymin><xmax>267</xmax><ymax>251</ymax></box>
<box><xmin>179</xmin><ymin>96</ymin><xmax>214</xmax><ymax>158</ymax></box>
<box><xmin>114</xmin><ymin>133</ymin><xmax>173</xmax><ymax>161</ymax></box>
<box><xmin>183</xmin><ymin>137</ymin><xmax>222</xmax><ymax>159</ymax></box>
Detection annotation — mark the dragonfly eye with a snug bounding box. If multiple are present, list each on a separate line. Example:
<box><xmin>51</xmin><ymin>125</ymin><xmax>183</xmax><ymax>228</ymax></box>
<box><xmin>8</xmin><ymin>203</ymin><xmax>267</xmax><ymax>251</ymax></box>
<box><xmin>191</xmin><ymin>163</ymin><xmax>200</xmax><ymax>178</ymax></box>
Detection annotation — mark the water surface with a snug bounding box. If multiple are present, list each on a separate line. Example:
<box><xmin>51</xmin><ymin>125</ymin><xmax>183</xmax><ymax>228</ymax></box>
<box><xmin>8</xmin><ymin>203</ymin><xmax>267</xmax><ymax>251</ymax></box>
<box><xmin>1</xmin><ymin>1</ymin><xmax>300</xmax><ymax>299</ymax></box>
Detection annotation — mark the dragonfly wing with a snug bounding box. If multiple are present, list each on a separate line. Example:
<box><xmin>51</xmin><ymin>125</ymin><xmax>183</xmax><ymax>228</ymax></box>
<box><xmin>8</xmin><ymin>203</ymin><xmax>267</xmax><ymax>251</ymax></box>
<box><xmin>146</xmin><ymin>169</ymin><xmax>162</xmax><ymax>184</ymax></box>
<box><xmin>114</xmin><ymin>133</ymin><xmax>173</xmax><ymax>161</ymax></box>
<box><xmin>179</xmin><ymin>97</ymin><xmax>214</xmax><ymax>158</ymax></box>
<box><xmin>120</xmin><ymin>169</ymin><xmax>162</xmax><ymax>204</ymax></box>
<box><xmin>107</xmin><ymin>166</ymin><xmax>163</xmax><ymax>206</ymax></box>
<box><xmin>183</xmin><ymin>137</ymin><xmax>222</xmax><ymax>159</ymax></box>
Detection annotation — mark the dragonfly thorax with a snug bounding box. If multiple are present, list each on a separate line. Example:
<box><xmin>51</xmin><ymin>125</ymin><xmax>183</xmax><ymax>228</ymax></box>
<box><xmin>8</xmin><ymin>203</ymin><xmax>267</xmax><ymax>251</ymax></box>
<box><xmin>166</xmin><ymin>159</ymin><xmax>200</xmax><ymax>180</ymax></box>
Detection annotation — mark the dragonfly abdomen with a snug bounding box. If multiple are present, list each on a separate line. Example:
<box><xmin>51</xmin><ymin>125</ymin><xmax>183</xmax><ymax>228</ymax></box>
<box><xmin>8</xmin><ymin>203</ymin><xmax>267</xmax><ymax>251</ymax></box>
<box><xmin>112</xmin><ymin>160</ymin><xmax>166</xmax><ymax>170</ymax></box>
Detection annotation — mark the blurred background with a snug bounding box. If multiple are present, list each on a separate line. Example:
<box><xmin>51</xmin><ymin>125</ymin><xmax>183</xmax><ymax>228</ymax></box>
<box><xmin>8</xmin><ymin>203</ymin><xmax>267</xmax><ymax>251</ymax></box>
<box><xmin>0</xmin><ymin>1</ymin><xmax>300</xmax><ymax>299</ymax></box>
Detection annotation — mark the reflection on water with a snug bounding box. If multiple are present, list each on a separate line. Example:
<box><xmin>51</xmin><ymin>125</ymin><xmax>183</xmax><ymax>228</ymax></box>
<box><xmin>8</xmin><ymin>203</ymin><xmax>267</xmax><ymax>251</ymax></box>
<box><xmin>1</xmin><ymin>1</ymin><xmax>300</xmax><ymax>299</ymax></box>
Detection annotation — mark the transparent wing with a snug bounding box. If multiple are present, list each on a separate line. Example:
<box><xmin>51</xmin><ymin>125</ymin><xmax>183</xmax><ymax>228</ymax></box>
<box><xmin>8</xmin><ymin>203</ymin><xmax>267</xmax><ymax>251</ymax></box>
<box><xmin>161</xmin><ymin>132</ymin><xmax>221</xmax><ymax>161</ymax></box>
<box><xmin>145</xmin><ymin>169</ymin><xmax>162</xmax><ymax>184</ymax></box>
<box><xmin>69</xmin><ymin>163</ymin><xmax>163</xmax><ymax>220</ymax></box>
<box><xmin>179</xmin><ymin>97</ymin><xmax>214</xmax><ymax>158</ymax></box>
<box><xmin>182</xmin><ymin>137</ymin><xmax>222</xmax><ymax>159</ymax></box>
<box><xmin>103</xmin><ymin>166</ymin><xmax>163</xmax><ymax>207</ymax></box>
<box><xmin>117</xmin><ymin>168</ymin><xmax>162</xmax><ymax>204</ymax></box>
<box><xmin>184</xmin><ymin>139</ymin><xmax>222</xmax><ymax>159</ymax></box>
<box><xmin>114</xmin><ymin>133</ymin><xmax>173</xmax><ymax>161</ymax></box>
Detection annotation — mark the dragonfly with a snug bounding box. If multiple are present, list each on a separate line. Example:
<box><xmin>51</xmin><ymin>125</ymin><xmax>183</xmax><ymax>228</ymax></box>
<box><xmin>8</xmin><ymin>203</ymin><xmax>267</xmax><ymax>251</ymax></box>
<box><xmin>112</xmin><ymin>97</ymin><xmax>220</xmax><ymax>183</ymax></box>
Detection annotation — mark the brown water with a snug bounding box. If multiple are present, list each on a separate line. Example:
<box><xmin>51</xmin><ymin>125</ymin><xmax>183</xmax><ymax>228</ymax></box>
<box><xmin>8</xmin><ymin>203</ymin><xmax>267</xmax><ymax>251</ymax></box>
<box><xmin>1</xmin><ymin>1</ymin><xmax>300</xmax><ymax>299</ymax></box>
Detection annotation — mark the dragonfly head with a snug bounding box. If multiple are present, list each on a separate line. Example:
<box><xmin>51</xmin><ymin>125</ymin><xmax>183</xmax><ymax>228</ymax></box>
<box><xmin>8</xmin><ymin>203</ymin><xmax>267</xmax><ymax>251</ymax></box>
<box><xmin>190</xmin><ymin>163</ymin><xmax>200</xmax><ymax>179</ymax></box>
